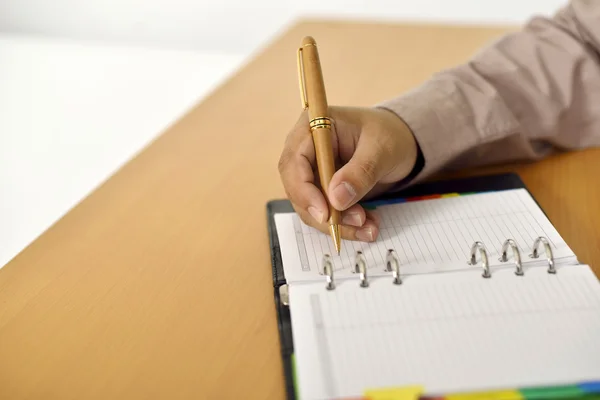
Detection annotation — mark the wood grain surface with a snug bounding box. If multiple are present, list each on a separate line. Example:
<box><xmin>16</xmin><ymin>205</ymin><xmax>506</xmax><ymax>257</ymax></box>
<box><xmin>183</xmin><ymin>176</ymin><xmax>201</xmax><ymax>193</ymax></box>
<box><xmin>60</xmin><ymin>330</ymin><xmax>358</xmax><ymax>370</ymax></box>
<box><xmin>1</xmin><ymin>19</ymin><xmax>598</xmax><ymax>400</ymax></box>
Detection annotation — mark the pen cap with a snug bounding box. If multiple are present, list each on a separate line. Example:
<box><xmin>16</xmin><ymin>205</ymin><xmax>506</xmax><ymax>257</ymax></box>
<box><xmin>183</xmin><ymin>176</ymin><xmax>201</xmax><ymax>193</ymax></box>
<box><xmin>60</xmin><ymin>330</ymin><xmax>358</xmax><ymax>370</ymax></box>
<box><xmin>299</xmin><ymin>36</ymin><xmax>329</xmax><ymax>118</ymax></box>
<box><xmin>301</xmin><ymin>36</ymin><xmax>317</xmax><ymax>46</ymax></box>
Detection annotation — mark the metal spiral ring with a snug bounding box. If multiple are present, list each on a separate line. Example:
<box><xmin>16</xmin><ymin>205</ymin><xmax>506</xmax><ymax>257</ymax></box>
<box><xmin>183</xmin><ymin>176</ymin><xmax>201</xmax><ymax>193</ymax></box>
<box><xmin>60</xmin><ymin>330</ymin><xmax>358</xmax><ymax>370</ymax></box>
<box><xmin>386</xmin><ymin>249</ymin><xmax>402</xmax><ymax>285</ymax></box>
<box><xmin>500</xmin><ymin>239</ymin><xmax>524</xmax><ymax>276</ymax></box>
<box><xmin>468</xmin><ymin>241</ymin><xmax>491</xmax><ymax>278</ymax></box>
<box><xmin>322</xmin><ymin>254</ymin><xmax>335</xmax><ymax>290</ymax></box>
<box><xmin>354</xmin><ymin>251</ymin><xmax>369</xmax><ymax>287</ymax></box>
<box><xmin>530</xmin><ymin>236</ymin><xmax>556</xmax><ymax>274</ymax></box>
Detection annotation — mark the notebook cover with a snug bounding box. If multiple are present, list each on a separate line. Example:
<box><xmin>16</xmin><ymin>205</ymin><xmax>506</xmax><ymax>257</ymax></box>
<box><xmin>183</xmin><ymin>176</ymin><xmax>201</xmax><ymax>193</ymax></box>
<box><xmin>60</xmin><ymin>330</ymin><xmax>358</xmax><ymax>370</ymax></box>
<box><xmin>266</xmin><ymin>172</ymin><xmax>532</xmax><ymax>400</ymax></box>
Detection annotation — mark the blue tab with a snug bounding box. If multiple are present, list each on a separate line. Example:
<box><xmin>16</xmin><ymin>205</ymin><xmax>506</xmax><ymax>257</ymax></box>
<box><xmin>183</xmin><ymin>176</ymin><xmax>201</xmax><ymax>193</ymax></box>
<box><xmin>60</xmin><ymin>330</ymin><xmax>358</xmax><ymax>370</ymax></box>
<box><xmin>579</xmin><ymin>381</ymin><xmax>600</xmax><ymax>393</ymax></box>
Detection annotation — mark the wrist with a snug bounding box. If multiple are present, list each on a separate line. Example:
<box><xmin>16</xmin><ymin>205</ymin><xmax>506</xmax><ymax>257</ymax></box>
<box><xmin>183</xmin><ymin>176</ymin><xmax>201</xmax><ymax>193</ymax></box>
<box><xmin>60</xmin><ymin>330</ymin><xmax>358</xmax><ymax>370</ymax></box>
<box><xmin>388</xmin><ymin>134</ymin><xmax>425</xmax><ymax>190</ymax></box>
<box><xmin>374</xmin><ymin>106</ymin><xmax>423</xmax><ymax>188</ymax></box>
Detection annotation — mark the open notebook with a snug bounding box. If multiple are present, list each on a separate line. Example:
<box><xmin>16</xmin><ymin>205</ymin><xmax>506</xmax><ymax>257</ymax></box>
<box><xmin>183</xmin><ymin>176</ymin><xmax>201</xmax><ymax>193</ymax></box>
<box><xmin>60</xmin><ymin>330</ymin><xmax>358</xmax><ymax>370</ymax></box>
<box><xmin>267</xmin><ymin>174</ymin><xmax>600</xmax><ymax>400</ymax></box>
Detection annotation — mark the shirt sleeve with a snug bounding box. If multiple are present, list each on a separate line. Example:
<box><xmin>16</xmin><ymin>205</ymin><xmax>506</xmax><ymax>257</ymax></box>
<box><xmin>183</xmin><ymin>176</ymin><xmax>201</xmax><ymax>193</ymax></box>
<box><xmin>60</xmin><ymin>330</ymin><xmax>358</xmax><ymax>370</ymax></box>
<box><xmin>377</xmin><ymin>0</ymin><xmax>600</xmax><ymax>184</ymax></box>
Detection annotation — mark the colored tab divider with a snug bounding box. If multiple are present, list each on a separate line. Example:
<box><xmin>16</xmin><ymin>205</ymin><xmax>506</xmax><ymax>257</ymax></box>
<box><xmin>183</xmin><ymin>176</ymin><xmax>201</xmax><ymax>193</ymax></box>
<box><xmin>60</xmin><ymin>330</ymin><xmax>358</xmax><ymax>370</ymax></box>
<box><xmin>339</xmin><ymin>381</ymin><xmax>600</xmax><ymax>400</ymax></box>
<box><xmin>442</xmin><ymin>389</ymin><xmax>522</xmax><ymax>400</ymax></box>
<box><xmin>581</xmin><ymin>382</ymin><xmax>600</xmax><ymax>393</ymax></box>
<box><xmin>520</xmin><ymin>384</ymin><xmax>582</xmax><ymax>399</ymax></box>
<box><xmin>360</xmin><ymin>192</ymin><xmax>464</xmax><ymax>210</ymax></box>
<box><xmin>364</xmin><ymin>385</ymin><xmax>424</xmax><ymax>400</ymax></box>
<box><xmin>519</xmin><ymin>381</ymin><xmax>600</xmax><ymax>399</ymax></box>
<box><xmin>291</xmin><ymin>353</ymin><xmax>299</xmax><ymax>400</ymax></box>
<box><xmin>446</xmin><ymin>382</ymin><xmax>600</xmax><ymax>400</ymax></box>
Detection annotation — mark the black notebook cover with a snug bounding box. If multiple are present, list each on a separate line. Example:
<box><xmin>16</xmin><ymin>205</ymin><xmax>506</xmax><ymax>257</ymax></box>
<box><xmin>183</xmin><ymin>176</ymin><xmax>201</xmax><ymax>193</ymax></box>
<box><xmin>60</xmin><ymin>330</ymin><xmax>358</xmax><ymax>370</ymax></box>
<box><xmin>265</xmin><ymin>172</ymin><xmax>531</xmax><ymax>399</ymax></box>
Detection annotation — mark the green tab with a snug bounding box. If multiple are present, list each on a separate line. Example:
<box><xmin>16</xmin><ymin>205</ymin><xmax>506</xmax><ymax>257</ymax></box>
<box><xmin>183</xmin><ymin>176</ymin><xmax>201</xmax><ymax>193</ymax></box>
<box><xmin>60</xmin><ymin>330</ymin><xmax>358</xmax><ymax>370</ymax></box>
<box><xmin>521</xmin><ymin>385</ymin><xmax>585</xmax><ymax>399</ymax></box>
<box><xmin>291</xmin><ymin>353</ymin><xmax>300</xmax><ymax>400</ymax></box>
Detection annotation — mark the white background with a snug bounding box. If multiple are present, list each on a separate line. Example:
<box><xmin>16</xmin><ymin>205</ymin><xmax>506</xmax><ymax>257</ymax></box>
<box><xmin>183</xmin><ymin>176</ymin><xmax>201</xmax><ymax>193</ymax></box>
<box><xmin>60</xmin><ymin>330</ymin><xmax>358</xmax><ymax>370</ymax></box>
<box><xmin>1</xmin><ymin>0</ymin><xmax>566</xmax><ymax>53</ymax></box>
<box><xmin>0</xmin><ymin>0</ymin><xmax>567</xmax><ymax>268</ymax></box>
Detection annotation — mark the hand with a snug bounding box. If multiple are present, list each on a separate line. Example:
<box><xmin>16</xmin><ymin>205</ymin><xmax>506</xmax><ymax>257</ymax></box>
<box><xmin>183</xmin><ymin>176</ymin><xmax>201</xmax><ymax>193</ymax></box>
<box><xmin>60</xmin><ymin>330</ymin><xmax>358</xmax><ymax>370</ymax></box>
<box><xmin>278</xmin><ymin>106</ymin><xmax>418</xmax><ymax>242</ymax></box>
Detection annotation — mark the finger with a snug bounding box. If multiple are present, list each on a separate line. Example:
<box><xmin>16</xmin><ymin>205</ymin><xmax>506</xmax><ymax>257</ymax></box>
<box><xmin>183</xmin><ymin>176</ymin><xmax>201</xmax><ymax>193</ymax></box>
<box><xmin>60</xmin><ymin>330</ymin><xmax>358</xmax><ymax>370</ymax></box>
<box><xmin>294</xmin><ymin>203</ymin><xmax>380</xmax><ymax>242</ymax></box>
<box><xmin>294</xmin><ymin>204</ymin><xmax>359</xmax><ymax>240</ymax></box>
<box><xmin>356</xmin><ymin>209</ymin><xmax>381</xmax><ymax>242</ymax></box>
<box><xmin>354</xmin><ymin>218</ymin><xmax>379</xmax><ymax>242</ymax></box>
<box><xmin>327</xmin><ymin>133</ymin><xmax>390</xmax><ymax>211</ymax></box>
<box><xmin>341</xmin><ymin>204</ymin><xmax>366</xmax><ymax>227</ymax></box>
<box><xmin>279</xmin><ymin>124</ymin><xmax>330</xmax><ymax>224</ymax></box>
<box><xmin>365</xmin><ymin>208</ymin><xmax>381</xmax><ymax>226</ymax></box>
<box><xmin>280</xmin><ymin>152</ymin><xmax>329</xmax><ymax>223</ymax></box>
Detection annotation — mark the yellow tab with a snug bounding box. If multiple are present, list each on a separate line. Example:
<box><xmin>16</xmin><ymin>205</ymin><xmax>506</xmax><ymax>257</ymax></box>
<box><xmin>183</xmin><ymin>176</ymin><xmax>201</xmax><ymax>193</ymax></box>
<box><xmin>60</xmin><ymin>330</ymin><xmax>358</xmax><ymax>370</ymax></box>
<box><xmin>441</xmin><ymin>193</ymin><xmax>460</xmax><ymax>198</ymax></box>
<box><xmin>446</xmin><ymin>389</ymin><xmax>523</xmax><ymax>400</ymax></box>
<box><xmin>364</xmin><ymin>385</ymin><xmax>424</xmax><ymax>400</ymax></box>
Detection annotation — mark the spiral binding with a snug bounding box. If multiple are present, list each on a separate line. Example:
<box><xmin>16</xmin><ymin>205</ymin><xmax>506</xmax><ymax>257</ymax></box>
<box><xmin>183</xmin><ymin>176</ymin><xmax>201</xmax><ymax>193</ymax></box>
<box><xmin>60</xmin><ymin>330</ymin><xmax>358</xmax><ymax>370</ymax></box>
<box><xmin>353</xmin><ymin>251</ymin><xmax>369</xmax><ymax>288</ymax></box>
<box><xmin>468</xmin><ymin>236</ymin><xmax>556</xmax><ymax>278</ymax></box>
<box><xmin>386</xmin><ymin>250</ymin><xmax>402</xmax><ymax>285</ymax></box>
<box><xmin>320</xmin><ymin>236</ymin><xmax>555</xmax><ymax>290</ymax></box>
<box><xmin>500</xmin><ymin>239</ymin><xmax>523</xmax><ymax>276</ymax></box>
<box><xmin>322</xmin><ymin>254</ymin><xmax>335</xmax><ymax>290</ymax></box>
<box><xmin>468</xmin><ymin>241</ymin><xmax>491</xmax><ymax>278</ymax></box>
<box><xmin>530</xmin><ymin>236</ymin><xmax>556</xmax><ymax>274</ymax></box>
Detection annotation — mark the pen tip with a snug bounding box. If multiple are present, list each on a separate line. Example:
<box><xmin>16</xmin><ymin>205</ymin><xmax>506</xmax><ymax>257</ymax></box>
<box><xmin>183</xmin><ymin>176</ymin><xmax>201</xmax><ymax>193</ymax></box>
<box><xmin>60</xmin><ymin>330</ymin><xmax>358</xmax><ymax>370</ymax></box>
<box><xmin>330</xmin><ymin>224</ymin><xmax>341</xmax><ymax>255</ymax></box>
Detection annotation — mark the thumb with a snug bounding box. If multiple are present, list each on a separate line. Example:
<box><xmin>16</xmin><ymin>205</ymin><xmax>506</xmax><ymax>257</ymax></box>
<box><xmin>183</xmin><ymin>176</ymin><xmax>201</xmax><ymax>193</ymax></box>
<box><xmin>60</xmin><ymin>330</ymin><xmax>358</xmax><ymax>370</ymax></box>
<box><xmin>327</xmin><ymin>136</ymin><xmax>389</xmax><ymax>210</ymax></box>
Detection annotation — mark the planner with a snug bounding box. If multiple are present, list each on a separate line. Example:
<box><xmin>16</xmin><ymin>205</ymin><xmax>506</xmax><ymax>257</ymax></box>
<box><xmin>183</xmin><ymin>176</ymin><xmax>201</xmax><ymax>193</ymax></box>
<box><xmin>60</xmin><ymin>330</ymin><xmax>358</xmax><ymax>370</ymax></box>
<box><xmin>265</xmin><ymin>173</ymin><xmax>600</xmax><ymax>400</ymax></box>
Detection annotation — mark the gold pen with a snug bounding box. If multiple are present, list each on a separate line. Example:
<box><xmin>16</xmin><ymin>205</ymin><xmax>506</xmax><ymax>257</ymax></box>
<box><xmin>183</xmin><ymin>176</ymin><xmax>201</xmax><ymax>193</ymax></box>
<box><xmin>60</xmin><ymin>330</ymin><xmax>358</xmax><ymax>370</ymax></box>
<box><xmin>297</xmin><ymin>36</ymin><xmax>342</xmax><ymax>255</ymax></box>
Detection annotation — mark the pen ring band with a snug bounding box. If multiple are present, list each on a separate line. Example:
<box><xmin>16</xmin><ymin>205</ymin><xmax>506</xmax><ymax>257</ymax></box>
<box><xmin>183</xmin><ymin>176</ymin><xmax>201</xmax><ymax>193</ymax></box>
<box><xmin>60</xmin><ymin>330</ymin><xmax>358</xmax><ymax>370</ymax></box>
<box><xmin>309</xmin><ymin>117</ymin><xmax>332</xmax><ymax>131</ymax></box>
<box><xmin>468</xmin><ymin>241</ymin><xmax>490</xmax><ymax>278</ymax></box>
<box><xmin>530</xmin><ymin>236</ymin><xmax>556</xmax><ymax>274</ymax></box>
<box><xmin>499</xmin><ymin>239</ymin><xmax>524</xmax><ymax>276</ymax></box>
<box><xmin>323</xmin><ymin>254</ymin><xmax>335</xmax><ymax>290</ymax></box>
<box><xmin>354</xmin><ymin>251</ymin><xmax>369</xmax><ymax>287</ymax></box>
<box><xmin>386</xmin><ymin>249</ymin><xmax>402</xmax><ymax>285</ymax></box>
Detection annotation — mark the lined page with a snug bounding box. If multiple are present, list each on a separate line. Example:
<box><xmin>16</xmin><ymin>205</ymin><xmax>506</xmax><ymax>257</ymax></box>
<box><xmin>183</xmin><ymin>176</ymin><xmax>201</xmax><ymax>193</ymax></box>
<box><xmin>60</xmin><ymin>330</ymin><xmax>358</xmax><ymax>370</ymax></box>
<box><xmin>275</xmin><ymin>189</ymin><xmax>577</xmax><ymax>284</ymax></box>
<box><xmin>289</xmin><ymin>264</ymin><xmax>600</xmax><ymax>400</ymax></box>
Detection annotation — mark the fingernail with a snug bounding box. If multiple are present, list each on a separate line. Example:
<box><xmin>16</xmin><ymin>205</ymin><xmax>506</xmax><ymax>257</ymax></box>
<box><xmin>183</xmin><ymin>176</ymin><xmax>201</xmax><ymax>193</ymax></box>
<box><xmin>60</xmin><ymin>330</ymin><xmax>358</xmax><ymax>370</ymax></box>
<box><xmin>342</xmin><ymin>212</ymin><xmax>363</xmax><ymax>227</ymax></box>
<box><xmin>332</xmin><ymin>182</ymin><xmax>356</xmax><ymax>209</ymax></box>
<box><xmin>356</xmin><ymin>227</ymin><xmax>374</xmax><ymax>242</ymax></box>
<box><xmin>308</xmin><ymin>206</ymin><xmax>324</xmax><ymax>223</ymax></box>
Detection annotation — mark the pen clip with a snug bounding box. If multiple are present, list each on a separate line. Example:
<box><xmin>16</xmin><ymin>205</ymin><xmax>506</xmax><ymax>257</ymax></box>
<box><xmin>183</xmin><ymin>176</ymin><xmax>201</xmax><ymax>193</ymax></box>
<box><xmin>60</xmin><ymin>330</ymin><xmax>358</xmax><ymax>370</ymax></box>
<box><xmin>297</xmin><ymin>47</ymin><xmax>308</xmax><ymax>110</ymax></box>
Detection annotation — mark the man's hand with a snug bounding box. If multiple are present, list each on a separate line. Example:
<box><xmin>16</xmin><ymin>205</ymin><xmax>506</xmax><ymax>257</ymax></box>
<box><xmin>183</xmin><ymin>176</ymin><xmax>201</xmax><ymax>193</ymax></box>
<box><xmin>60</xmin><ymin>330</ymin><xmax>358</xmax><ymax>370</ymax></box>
<box><xmin>278</xmin><ymin>106</ymin><xmax>418</xmax><ymax>242</ymax></box>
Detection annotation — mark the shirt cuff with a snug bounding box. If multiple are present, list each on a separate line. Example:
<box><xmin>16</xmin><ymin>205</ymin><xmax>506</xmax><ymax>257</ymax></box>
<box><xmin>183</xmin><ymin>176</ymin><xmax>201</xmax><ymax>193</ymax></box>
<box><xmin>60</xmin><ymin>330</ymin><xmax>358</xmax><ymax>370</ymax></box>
<box><xmin>375</xmin><ymin>74</ymin><xmax>484</xmax><ymax>185</ymax></box>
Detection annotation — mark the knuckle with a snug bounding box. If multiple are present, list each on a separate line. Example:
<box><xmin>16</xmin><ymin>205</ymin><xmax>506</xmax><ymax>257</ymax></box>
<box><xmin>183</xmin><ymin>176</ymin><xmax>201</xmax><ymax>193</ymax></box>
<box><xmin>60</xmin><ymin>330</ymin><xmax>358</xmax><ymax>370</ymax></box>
<box><xmin>298</xmin><ymin>212</ymin><xmax>313</xmax><ymax>227</ymax></box>
<box><xmin>293</xmin><ymin>205</ymin><xmax>328</xmax><ymax>233</ymax></box>
<box><xmin>298</xmin><ymin>210</ymin><xmax>321</xmax><ymax>231</ymax></box>
<box><xmin>381</xmin><ymin>135</ymin><xmax>396</xmax><ymax>160</ymax></box>
<box><xmin>282</xmin><ymin>180</ymin><xmax>300</xmax><ymax>205</ymax></box>
<box><xmin>278</xmin><ymin>155</ymin><xmax>297</xmax><ymax>202</ymax></box>
<box><xmin>277</xmin><ymin>151</ymin><xmax>290</xmax><ymax>174</ymax></box>
<box><xmin>357</xmin><ymin>158</ymin><xmax>378</xmax><ymax>184</ymax></box>
<box><xmin>283</xmin><ymin>185</ymin><xmax>293</xmax><ymax>201</ymax></box>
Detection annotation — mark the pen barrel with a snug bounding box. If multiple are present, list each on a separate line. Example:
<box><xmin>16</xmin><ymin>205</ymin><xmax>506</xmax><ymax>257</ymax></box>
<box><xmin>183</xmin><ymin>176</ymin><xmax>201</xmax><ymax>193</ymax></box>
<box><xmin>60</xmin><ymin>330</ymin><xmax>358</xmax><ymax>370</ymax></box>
<box><xmin>312</xmin><ymin>127</ymin><xmax>341</xmax><ymax>226</ymax></box>
<box><xmin>300</xmin><ymin>37</ymin><xmax>340</xmax><ymax>227</ymax></box>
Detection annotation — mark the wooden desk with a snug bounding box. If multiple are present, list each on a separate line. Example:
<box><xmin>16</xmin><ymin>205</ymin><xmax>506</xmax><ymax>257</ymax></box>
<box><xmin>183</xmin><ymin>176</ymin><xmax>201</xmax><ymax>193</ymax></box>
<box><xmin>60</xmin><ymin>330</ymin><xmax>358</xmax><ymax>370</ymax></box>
<box><xmin>1</xmin><ymin>20</ymin><xmax>598</xmax><ymax>400</ymax></box>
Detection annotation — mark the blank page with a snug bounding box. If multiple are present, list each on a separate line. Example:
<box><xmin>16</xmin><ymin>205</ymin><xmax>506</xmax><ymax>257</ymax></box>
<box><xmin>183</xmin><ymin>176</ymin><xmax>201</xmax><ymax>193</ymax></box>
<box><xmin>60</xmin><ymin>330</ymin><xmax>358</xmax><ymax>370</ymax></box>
<box><xmin>275</xmin><ymin>189</ymin><xmax>577</xmax><ymax>284</ymax></box>
<box><xmin>289</xmin><ymin>264</ymin><xmax>600</xmax><ymax>400</ymax></box>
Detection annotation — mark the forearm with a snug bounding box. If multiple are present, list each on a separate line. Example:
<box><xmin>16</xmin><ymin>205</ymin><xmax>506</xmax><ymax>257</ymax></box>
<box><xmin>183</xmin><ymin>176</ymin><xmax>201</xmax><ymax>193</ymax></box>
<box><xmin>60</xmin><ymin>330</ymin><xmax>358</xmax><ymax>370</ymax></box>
<box><xmin>378</xmin><ymin>0</ymin><xmax>600</xmax><ymax>182</ymax></box>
